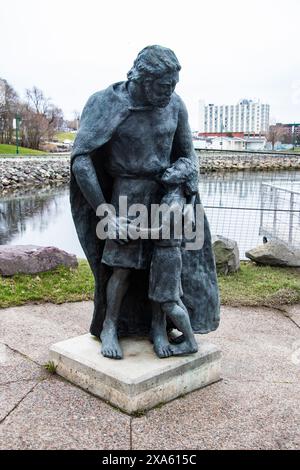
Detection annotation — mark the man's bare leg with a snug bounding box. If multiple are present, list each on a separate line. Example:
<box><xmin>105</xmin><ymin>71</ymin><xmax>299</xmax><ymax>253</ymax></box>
<box><xmin>100</xmin><ymin>267</ymin><xmax>130</xmax><ymax>359</ymax></box>
<box><xmin>150</xmin><ymin>301</ymin><xmax>173</xmax><ymax>358</ymax></box>
<box><xmin>162</xmin><ymin>300</ymin><xmax>198</xmax><ymax>356</ymax></box>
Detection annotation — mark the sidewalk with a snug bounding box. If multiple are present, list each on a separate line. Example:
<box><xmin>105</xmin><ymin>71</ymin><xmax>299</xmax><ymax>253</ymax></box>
<box><xmin>0</xmin><ymin>301</ymin><xmax>299</xmax><ymax>450</ymax></box>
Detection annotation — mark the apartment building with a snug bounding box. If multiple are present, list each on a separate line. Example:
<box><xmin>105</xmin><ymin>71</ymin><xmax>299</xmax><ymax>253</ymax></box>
<box><xmin>198</xmin><ymin>99</ymin><xmax>270</xmax><ymax>135</ymax></box>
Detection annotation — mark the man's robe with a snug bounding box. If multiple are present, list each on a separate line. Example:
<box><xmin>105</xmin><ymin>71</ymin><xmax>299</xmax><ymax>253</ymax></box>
<box><xmin>70</xmin><ymin>81</ymin><xmax>220</xmax><ymax>337</ymax></box>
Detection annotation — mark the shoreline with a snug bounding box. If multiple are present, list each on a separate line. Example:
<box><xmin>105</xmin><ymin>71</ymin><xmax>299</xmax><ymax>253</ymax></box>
<box><xmin>1</xmin><ymin>152</ymin><xmax>300</xmax><ymax>192</ymax></box>
<box><xmin>0</xmin><ymin>156</ymin><xmax>70</xmax><ymax>193</ymax></box>
<box><xmin>197</xmin><ymin>150</ymin><xmax>300</xmax><ymax>173</ymax></box>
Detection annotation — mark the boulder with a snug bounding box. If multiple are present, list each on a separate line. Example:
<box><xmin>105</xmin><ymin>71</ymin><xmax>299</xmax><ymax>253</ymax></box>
<box><xmin>212</xmin><ymin>235</ymin><xmax>240</xmax><ymax>275</ymax></box>
<box><xmin>245</xmin><ymin>240</ymin><xmax>300</xmax><ymax>267</ymax></box>
<box><xmin>0</xmin><ymin>245</ymin><xmax>78</xmax><ymax>276</ymax></box>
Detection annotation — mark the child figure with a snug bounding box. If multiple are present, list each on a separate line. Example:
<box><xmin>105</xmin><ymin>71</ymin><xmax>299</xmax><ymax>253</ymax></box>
<box><xmin>149</xmin><ymin>157</ymin><xmax>199</xmax><ymax>356</ymax></box>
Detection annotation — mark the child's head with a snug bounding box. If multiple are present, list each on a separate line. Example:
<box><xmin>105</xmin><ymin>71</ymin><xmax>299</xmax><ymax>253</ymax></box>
<box><xmin>161</xmin><ymin>157</ymin><xmax>198</xmax><ymax>195</ymax></box>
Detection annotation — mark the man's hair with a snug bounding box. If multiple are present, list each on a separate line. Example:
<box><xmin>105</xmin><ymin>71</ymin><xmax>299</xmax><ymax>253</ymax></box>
<box><xmin>127</xmin><ymin>45</ymin><xmax>181</xmax><ymax>82</ymax></box>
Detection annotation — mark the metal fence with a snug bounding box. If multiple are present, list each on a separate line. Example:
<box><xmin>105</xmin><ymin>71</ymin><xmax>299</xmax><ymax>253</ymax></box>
<box><xmin>260</xmin><ymin>184</ymin><xmax>300</xmax><ymax>249</ymax></box>
<box><xmin>198</xmin><ymin>150</ymin><xmax>300</xmax><ymax>258</ymax></box>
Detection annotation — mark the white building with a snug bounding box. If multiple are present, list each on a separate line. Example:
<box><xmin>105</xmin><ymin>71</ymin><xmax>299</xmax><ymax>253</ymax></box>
<box><xmin>193</xmin><ymin>136</ymin><xmax>246</xmax><ymax>151</ymax></box>
<box><xmin>198</xmin><ymin>99</ymin><xmax>270</xmax><ymax>134</ymax></box>
<box><xmin>193</xmin><ymin>135</ymin><xmax>267</xmax><ymax>151</ymax></box>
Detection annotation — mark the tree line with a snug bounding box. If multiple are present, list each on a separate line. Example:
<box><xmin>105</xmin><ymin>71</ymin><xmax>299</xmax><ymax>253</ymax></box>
<box><xmin>0</xmin><ymin>78</ymin><xmax>64</xmax><ymax>150</ymax></box>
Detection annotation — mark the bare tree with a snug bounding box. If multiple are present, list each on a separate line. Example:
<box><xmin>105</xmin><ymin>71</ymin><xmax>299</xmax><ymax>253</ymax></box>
<box><xmin>267</xmin><ymin>125</ymin><xmax>288</xmax><ymax>150</ymax></box>
<box><xmin>66</xmin><ymin>110</ymin><xmax>80</xmax><ymax>131</ymax></box>
<box><xmin>21</xmin><ymin>86</ymin><xmax>64</xmax><ymax>149</ymax></box>
<box><xmin>25</xmin><ymin>86</ymin><xmax>49</xmax><ymax>115</ymax></box>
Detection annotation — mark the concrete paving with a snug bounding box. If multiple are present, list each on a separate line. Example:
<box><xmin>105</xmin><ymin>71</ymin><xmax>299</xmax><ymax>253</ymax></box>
<box><xmin>0</xmin><ymin>301</ymin><xmax>299</xmax><ymax>449</ymax></box>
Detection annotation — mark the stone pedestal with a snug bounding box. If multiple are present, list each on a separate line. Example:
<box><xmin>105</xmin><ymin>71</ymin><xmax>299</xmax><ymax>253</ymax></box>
<box><xmin>49</xmin><ymin>334</ymin><xmax>221</xmax><ymax>414</ymax></box>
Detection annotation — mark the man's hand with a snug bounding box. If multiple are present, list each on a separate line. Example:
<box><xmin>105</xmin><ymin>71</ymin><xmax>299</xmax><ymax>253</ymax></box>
<box><xmin>161</xmin><ymin>157</ymin><xmax>197</xmax><ymax>186</ymax></box>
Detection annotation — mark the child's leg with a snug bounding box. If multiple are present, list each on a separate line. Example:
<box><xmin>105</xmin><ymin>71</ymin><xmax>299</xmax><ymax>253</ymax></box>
<box><xmin>161</xmin><ymin>301</ymin><xmax>198</xmax><ymax>355</ymax></box>
<box><xmin>149</xmin><ymin>244</ymin><xmax>198</xmax><ymax>356</ymax></box>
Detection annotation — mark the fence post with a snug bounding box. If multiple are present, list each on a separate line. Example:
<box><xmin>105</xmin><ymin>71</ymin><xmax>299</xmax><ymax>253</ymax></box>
<box><xmin>260</xmin><ymin>184</ymin><xmax>265</xmax><ymax>232</ymax></box>
<box><xmin>273</xmin><ymin>187</ymin><xmax>278</xmax><ymax>236</ymax></box>
<box><xmin>289</xmin><ymin>192</ymin><xmax>294</xmax><ymax>245</ymax></box>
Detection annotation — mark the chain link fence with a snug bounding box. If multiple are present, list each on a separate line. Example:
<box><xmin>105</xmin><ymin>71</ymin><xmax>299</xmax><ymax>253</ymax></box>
<box><xmin>198</xmin><ymin>150</ymin><xmax>300</xmax><ymax>258</ymax></box>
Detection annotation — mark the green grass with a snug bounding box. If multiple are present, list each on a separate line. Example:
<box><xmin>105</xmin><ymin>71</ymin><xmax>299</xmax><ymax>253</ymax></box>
<box><xmin>55</xmin><ymin>132</ymin><xmax>76</xmax><ymax>142</ymax></box>
<box><xmin>0</xmin><ymin>144</ymin><xmax>46</xmax><ymax>155</ymax></box>
<box><xmin>0</xmin><ymin>260</ymin><xmax>94</xmax><ymax>308</ymax></box>
<box><xmin>219</xmin><ymin>261</ymin><xmax>300</xmax><ymax>307</ymax></box>
<box><xmin>44</xmin><ymin>360</ymin><xmax>57</xmax><ymax>374</ymax></box>
<box><xmin>278</xmin><ymin>147</ymin><xmax>300</xmax><ymax>154</ymax></box>
<box><xmin>0</xmin><ymin>260</ymin><xmax>299</xmax><ymax>310</ymax></box>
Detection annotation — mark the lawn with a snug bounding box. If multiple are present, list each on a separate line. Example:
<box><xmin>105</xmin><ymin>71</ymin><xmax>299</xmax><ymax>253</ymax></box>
<box><xmin>218</xmin><ymin>262</ymin><xmax>300</xmax><ymax>307</ymax></box>
<box><xmin>0</xmin><ymin>260</ymin><xmax>93</xmax><ymax>308</ymax></box>
<box><xmin>55</xmin><ymin>132</ymin><xmax>76</xmax><ymax>142</ymax></box>
<box><xmin>0</xmin><ymin>260</ymin><xmax>299</xmax><ymax>309</ymax></box>
<box><xmin>0</xmin><ymin>144</ymin><xmax>46</xmax><ymax>155</ymax></box>
<box><xmin>278</xmin><ymin>147</ymin><xmax>300</xmax><ymax>154</ymax></box>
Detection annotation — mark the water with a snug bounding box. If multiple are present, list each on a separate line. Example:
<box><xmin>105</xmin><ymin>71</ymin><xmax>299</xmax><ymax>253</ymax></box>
<box><xmin>1</xmin><ymin>170</ymin><xmax>300</xmax><ymax>259</ymax></box>
<box><xmin>0</xmin><ymin>184</ymin><xmax>85</xmax><ymax>258</ymax></box>
<box><xmin>201</xmin><ymin>169</ymin><xmax>300</xmax><ymax>256</ymax></box>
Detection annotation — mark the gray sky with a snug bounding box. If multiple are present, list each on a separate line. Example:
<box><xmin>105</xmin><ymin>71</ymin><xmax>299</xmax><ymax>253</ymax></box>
<box><xmin>1</xmin><ymin>0</ymin><xmax>299</xmax><ymax>129</ymax></box>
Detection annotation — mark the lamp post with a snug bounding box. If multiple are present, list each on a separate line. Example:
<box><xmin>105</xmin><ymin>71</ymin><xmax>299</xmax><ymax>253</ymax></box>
<box><xmin>220</xmin><ymin>120</ymin><xmax>224</xmax><ymax>151</ymax></box>
<box><xmin>293</xmin><ymin>122</ymin><xmax>296</xmax><ymax>150</ymax></box>
<box><xmin>15</xmin><ymin>114</ymin><xmax>21</xmax><ymax>155</ymax></box>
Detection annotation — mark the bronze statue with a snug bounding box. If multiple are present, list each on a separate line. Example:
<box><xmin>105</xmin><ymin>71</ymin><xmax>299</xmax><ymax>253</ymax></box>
<box><xmin>70</xmin><ymin>45</ymin><xmax>220</xmax><ymax>359</ymax></box>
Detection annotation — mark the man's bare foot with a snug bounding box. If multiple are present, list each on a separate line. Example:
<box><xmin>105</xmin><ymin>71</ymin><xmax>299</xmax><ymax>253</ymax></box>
<box><xmin>100</xmin><ymin>328</ymin><xmax>123</xmax><ymax>359</ymax></box>
<box><xmin>170</xmin><ymin>338</ymin><xmax>198</xmax><ymax>356</ymax></box>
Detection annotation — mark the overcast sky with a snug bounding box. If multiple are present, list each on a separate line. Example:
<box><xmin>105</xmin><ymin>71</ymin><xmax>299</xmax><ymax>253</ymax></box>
<box><xmin>1</xmin><ymin>0</ymin><xmax>299</xmax><ymax>129</ymax></box>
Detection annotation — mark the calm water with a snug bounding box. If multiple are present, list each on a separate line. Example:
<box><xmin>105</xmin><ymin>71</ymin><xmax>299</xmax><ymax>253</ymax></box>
<box><xmin>1</xmin><ymin>170</ymin><xmax>300</xmax><ymax>259</ymax></box>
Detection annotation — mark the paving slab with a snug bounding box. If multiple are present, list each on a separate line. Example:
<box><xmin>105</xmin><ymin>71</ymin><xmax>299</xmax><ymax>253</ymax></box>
<box><xmin>0</xmin><ymin>377</ymin><xmax>130</xmax><ymax>450</ymax></box>
<box><xmin>0</xmin><ymin>302</ymin><xmax>299</xmax><ymax>450</ymax></box>
<box><xmin>0</xmin><ymin>380</ymin><xmax>38</xmax><ymax>422</ymax></box>
<box><xmin>132</xmin><ymin>306</ymin><xmax>300</xmax><ymax>450</ymax></box>
<box><xmin>0</xmin><ymin>302</ymin><xmax>91</xmax><ymax>364</ymax></box>
<box><xmin>0</xmin><ymin>342</ymin><xmax>47</xmax><ymax>385</ymax></box>
<box><xmin>132</xmin><ymin>380</ymin><xmax>300</xmax><ymax>450</ymax></box>
<box><xmin>207</xmin><ymin>306</ymin><xmax>300</xmax><ymax>383</ymax></box>
<box><xmin>281</xmin><ymin>303</ymin><xmax>300</xmax><ymax>328</ymax></box>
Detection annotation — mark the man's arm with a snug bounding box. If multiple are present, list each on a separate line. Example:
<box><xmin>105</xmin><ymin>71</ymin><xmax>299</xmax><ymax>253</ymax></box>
<box><xmin>72</xmin><ymin>154</ymin><xmax>105</xmax><ymax>213</ymax></box>
<box><xmin>72</xmin><ymin>154</ymin><xmax>131</xmax><ymax>245</ymax></box>
<box><xmin>173</xmin><ymin>97</ymin><xmax>195</xmax><ymax>156</ymax></box>
<box><xmin>172</xmin><ymin>97</ymin><xmax>199</xmax><ymax>195</ymax></box>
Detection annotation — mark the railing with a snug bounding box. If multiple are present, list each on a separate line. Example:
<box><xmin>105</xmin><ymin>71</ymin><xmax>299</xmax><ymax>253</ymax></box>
<box><xmin>259</xmin><ymin>183</ymin><xmax>300</xmax><ymax>248</ymax></box>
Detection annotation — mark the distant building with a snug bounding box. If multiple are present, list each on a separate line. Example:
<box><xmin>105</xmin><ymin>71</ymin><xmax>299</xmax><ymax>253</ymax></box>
<box><xmin>193</xmin><ymin>135</ymin><xmax>267</xmax><ymax>151</ymax></box>
<box><xmin>198</xmin><ymin>99</ymin><xmax>270</xmax><ymax>135</ymax></box>
<box><xmin>272</xmin><ymin>123</ymin><xmax>300</xmax><ymax>141</ymax></box>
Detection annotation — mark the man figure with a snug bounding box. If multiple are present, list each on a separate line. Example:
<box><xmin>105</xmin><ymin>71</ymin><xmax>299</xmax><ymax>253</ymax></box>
<box><xmin>70</xmin><ymin>45</ymin><xmax>220</xmax><ymax>360</ymax></box>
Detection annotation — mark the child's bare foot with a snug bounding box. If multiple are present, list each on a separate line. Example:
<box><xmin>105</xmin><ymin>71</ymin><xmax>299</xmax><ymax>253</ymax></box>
<box><xmin>171</xmin><ymin>338</ymin><xmax>198</xmax><ymax>356</ymax></box>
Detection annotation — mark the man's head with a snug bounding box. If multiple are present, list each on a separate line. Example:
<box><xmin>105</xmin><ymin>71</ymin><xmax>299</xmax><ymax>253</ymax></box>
<box><xmin>127</xmin><ymin>45</ymin><xmax>181</xmax><ymax>107</ymax></box>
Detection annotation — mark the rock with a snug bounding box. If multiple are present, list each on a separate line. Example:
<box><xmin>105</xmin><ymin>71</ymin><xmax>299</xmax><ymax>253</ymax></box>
<box><xmin>212</xmin><ymin>235</ymin><xmax>240</xmax><ymax>275</ymax></box>
<box><xmin>245</xmin><ymin>240</ymin><xmax>300</xmax><ymax>267</ymax></box>
<box><xmin>0</xmin><ymin>245</ymin><xmax>78</xmax><ymax>276</ymax></box>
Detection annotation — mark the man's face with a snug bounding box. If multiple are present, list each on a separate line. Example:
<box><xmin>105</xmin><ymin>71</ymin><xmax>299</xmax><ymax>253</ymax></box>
<box><xmin>144</xmin><ymin>71</ymin><xmax>179</xmax><ymax>108</ymax></box>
